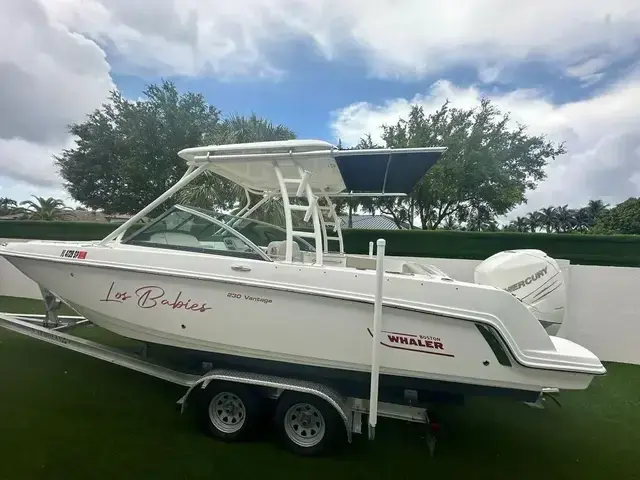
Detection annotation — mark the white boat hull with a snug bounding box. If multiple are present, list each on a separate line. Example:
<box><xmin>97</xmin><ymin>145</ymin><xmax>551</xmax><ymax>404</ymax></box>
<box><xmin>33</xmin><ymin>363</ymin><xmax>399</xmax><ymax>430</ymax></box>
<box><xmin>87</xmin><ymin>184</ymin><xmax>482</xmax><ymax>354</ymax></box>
<box><xmin>2</xmin><ymin>240</ymin><xmax>605</xmax><ymax>399</ymax></box>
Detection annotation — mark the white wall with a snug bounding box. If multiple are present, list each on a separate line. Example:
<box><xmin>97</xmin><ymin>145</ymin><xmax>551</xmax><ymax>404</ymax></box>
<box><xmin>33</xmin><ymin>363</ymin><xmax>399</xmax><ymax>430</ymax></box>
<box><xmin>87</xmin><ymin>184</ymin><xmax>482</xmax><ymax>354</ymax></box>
<box><xmin>1</xmin><ymin>238</ymin><xmax>638</xmax><ymax>365</ymax></box>
<box><xmin>0</xmin><ymin>239</ymin><xmax>42</xmax><ymax>299</ymax></box>
<box><xmin>418</xmin><ymin>258</ymin><xmax>639</xmax><ymax>365</ymax></box>
<box><xmin>561</xmin><ymin>265</ymin><xmax>640</xmax><ymax>365</ymax></box>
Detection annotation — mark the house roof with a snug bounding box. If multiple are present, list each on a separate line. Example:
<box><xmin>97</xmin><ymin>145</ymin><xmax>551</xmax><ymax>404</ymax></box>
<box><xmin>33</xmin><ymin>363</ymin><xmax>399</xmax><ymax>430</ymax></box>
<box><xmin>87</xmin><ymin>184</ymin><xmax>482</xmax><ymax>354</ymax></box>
<box><xmin>338</xmin><ymin>214</ymin><xmax>411</xmax><ymax>230</ymax></box>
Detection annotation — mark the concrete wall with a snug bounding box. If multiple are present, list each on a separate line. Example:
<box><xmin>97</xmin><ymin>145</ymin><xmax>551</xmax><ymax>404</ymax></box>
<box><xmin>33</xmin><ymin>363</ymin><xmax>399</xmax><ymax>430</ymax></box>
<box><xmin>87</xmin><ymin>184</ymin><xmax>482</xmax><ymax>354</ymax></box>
<box><xmin>1</xmin><ymin>238</ymin><xmax>638</xmax><ymax>365</ymax></box>
<box><xmin>0</xmin><ymin>239</ymin><xmax>42</xmax><ymax>299</ymax></box>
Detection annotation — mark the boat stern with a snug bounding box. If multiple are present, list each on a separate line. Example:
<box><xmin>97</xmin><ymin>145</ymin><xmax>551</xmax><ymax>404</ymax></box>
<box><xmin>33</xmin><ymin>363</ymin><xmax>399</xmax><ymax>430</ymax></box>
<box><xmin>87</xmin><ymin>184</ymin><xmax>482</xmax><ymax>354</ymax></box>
<box><xmin>547</xmin><ymin>336</ymin><xmax>607</xmax><ymax>376</ymax></box>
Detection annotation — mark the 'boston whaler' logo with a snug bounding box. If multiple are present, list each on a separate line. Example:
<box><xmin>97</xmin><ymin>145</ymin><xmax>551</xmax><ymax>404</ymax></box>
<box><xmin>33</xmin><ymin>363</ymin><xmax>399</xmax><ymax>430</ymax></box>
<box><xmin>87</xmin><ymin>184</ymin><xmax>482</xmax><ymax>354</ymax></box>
<box><xmin>367</xmin><ymin>329</ymin><xmax>454</xmax><ymax>357</ymax></box>
<box><xmin>506</xmin><ymin>266</ymin><xmax>548</xmax><ymax>293</ymax></box>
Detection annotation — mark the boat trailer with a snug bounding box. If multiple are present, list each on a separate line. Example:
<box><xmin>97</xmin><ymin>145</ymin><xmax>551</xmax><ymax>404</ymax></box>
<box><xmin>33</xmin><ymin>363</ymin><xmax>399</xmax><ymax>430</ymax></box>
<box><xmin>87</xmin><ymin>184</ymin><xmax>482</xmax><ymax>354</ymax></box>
<box><xmin>0</xmin><ymin>241</ymin><xmax>445</xmax><ymax>456</ymax></box>
<box><xmin>0</xmin><ymin>240</ymin><xmax>559</xmax><ymax>456</ymax></box>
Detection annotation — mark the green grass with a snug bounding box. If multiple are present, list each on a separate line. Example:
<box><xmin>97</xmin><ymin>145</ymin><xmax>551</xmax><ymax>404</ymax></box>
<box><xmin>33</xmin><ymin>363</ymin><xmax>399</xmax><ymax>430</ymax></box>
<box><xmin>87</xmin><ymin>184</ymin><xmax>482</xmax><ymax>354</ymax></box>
<box><xmin>1</xmin><ymin>296</ymin><xmax>639</xmax><ymax>480</ymax></box>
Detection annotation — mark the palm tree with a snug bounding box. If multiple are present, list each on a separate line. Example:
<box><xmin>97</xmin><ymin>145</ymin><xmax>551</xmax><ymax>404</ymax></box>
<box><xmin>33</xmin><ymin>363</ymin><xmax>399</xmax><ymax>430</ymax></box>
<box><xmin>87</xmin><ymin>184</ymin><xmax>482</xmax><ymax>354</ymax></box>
<box><xmin>526</xmin><ymin>211</ymin><xmax>542</xmax><ymax>233</ymax></box>
<box><xmin>574</xmin><ymin>207</ymin><xmax>591</xmax><ymax>232</ymax></box>
<box><xmin>554</xmin><ymin>204</ymin><xmax>576</xmax><ymax>232</ymax></box>
<box><xmin>512</xmin><ymin>216</ymin><xmax>529</xmax><ymax>232</ymax></box>
<box><xmin>177</xmin><ymin>114</ymin><xmax>297</xmax><ymax>225</ymax></box>
<box><xmin>18</xmin><ymin>196</ymin><xmax>72</xmax><ymax>220</ymax></box>
<box><xmin>538</xmin><ymin>206</ymin><xmax>558</xmax><ymax>233</ymax></box>
<box><xmin>209</xmin><ymin>113</ymin><xmax>297</xmax><ymax>144</ymax></box>
<box><xmin>0</xmin><ymin>197</ymin><xmax>17</xmax><ymax>216</ymax></box>
<box><xmin>586</xmin><ymin>199</ymin><xmax>608</xmax><ymax>227</ymax></box>
<box><xmin>466</xmin><ymin>205</ymin><xmax>497</xmax><ymax>231</ymax></box>
<box><xmin>442</xmin><ymin>216</ymin><xmax>458</xmax><ymax>230</ymax></box>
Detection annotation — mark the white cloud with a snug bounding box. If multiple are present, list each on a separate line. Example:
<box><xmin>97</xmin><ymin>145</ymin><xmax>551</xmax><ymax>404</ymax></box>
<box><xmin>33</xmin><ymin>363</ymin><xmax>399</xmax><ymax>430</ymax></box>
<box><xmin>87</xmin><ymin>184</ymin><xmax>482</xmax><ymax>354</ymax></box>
<box><xmin>2</xmin><ymin>0</ymin><xmax>639</xmax><ymax>208</ymax></box>
<box><xmin>39</xmin><ymin>0</ymin><xmax>640</xmax><ymax>80</ymax></box>
<box><xmin>0</xmin><ymin>176</ymin><xmax>78</xmax><ymax>207</ymax></box>
<box><xmin>0</xmin><ymin>0</ymin><xmax>114</xmax><ymax>199</ymax></box>
<box><xmin>330</xmin><ymin>72</ymin><xmax>640</xmax><ymax>218</ymax></box>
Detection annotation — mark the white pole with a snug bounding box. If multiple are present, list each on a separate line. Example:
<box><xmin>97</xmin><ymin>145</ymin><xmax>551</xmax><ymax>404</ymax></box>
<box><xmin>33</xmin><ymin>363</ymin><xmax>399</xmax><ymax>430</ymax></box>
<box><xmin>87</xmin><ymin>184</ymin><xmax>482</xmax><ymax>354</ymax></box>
<box><xmin>369</xmin><ymin>241</ymin><xmax>374</xmax><ymax>258</ymax></box>
<box><xmin>273</xmin><ymin>163</ymin><xmax>293</xmax><ymax>263</ymax></box>
<box><xmin>368</xmin><ymin>238</ymin><xmax>385</xmax><ymax>440</ymax></box>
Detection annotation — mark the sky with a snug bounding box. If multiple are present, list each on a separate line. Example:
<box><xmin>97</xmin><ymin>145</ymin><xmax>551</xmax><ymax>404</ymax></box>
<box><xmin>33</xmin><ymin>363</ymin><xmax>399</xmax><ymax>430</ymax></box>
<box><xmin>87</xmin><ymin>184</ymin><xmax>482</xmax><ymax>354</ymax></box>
<box><xmin>1</xmin><ymin>0</ymin><xmax>639</xmax><ymax>221</ymax></box>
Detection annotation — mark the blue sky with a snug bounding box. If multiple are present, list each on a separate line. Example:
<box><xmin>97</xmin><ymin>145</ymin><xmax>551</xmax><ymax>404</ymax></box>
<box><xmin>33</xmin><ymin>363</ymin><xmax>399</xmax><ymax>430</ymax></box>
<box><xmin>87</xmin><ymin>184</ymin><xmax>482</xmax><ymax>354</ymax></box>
<box><xmin>112</xmin><ymin>49</ymin><xmax>640</xmax><ymax>141</ymax></box>
<box><xmin>111</xmin><ymin>59</ymin><xmax>609</xmax><ymax>142</ymax></box>
<box><xmin>1</xmin><ymin>0</ymin><xmax>639</xmax><ymax>219</ymax></box>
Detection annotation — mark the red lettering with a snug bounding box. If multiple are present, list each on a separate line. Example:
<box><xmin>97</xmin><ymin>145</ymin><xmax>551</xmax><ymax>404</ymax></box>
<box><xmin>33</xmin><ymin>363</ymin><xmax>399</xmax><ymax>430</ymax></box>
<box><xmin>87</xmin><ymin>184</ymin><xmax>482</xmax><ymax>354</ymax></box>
<box><xmin>100</xmin><ymin>282</ymin><xmax>130</xmax><ymax>304</ymax></box>
<box><xmin>136</xmin><ymin>286</ymin><xmax>165</xmax><ymax>308</ymax></box>
<box><xmin>376</xmin><ymin>330</ymin><xmax>449</xmax><ymax>355</ymax></box>
<box><xmin>102</xmin><ymin>282</ymin><xmax>211</xmax><ymax>313</ymax></box>
<box><xmin>132</xmin><ymin>286</ymin><xmax>211</xmax><ymax>313</ymax></box>
<box><xmin>187</xmin><ymin>303</ymin><xmax>208</xmax><ymax>312</ymax></box>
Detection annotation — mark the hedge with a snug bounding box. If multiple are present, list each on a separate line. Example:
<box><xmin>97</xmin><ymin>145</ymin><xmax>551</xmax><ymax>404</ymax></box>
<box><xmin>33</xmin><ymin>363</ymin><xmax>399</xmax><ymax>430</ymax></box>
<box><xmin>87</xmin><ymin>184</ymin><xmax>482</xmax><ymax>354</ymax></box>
<box><xmin>1</xmin><ymin>220</ymin><xmax>639</xmax><ymax>267</ymax></box>
<box><xmin>342</xmin><ymin>229</ymin><xmax>640</xmax><ymax>267</ymax></box>
<box><xmin>0</xmin><ymin>221</ymin><xmax>143</xmax><ymax>241</ymax></box>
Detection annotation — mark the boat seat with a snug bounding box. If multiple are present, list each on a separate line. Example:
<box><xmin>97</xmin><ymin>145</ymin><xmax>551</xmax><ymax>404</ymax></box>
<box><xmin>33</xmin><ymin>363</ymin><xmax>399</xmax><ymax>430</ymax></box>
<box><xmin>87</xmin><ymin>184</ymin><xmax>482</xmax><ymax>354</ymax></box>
<box><xmin>149</xmin><ymin>231</ymin><xmax>201</xmax><ymax>247</ymax></box>
<box><xmin>346</xmin><ymin>255</ymin><xmax>377</xmax><ymax>270</ymax></box>
<box><xmin>266</xmin><ymin>240</ymin><xmax>302</xmax><ymax>262</ymax></box>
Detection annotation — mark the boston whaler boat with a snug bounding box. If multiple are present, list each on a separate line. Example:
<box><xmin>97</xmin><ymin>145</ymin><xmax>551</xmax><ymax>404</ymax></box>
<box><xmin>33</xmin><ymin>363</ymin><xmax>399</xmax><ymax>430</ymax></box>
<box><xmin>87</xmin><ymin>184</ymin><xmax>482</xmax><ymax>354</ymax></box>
<box><xmin>0</xmin><ymin>139</ymin><xmax>606</xmax><ymax>456</ymax></box>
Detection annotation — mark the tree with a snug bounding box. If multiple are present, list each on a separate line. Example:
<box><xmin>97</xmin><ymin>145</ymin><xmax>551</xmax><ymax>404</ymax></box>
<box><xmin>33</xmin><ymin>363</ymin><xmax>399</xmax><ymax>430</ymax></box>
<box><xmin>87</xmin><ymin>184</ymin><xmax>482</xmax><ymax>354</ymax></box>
<box><xmin>0</xmin><ymin>197</ymin><xmax>17</xmax><ymax>216</ymax></box>
<box><xmin>17</xmin><ymin>196</ymin><xmax>71</xmax><ymax>220</ymax></box>
<box><xmin>536</xmin><ymin>206</ymin><xmax>556</xmax><ymax>233</ymax></box>
<box><xmin>586</xmin><ymin>199</ymin><xmax>608</xmax><ymax>225</ymax></box>
<box><xmin>592</xmin><ymin>197</ymin><xmax>640</xmax><ymax>235</ymax></box>
<box><xmin>553</xmin><ymin>205</ymin><xmax>575</xmax><ymax>232</ymax></box>
<box><xmin>507</xmin><ymin>215</ymin><xmax>529</xmax><ymax>233</ymax></box>
<box><xmin>176</xmin><ymin>113</ymin><xmax>297</xmax><ymax>224</ymax></box>
<box><xmin>360</xmin><ymin>98</ymin><xmax>565</xmax><ymax>229</ymax></box>
<box><xmin>526</xmin><ymin>211</ymin><xmax>542</xmax><ymax>232</ymax></box>
<box><xmin>573</xmin><ymin>207</ymin><xmax>591</xmax><ymax>232</ymax></box>
<box><xmin>56</xmin><ymin>80</ymin><xmax>222</xmax><ymax>214</ymax></box>
<box><xmin>331</xmin><ymin>135</ymin><xmax>380</xmax><ymax>228</ymax></box>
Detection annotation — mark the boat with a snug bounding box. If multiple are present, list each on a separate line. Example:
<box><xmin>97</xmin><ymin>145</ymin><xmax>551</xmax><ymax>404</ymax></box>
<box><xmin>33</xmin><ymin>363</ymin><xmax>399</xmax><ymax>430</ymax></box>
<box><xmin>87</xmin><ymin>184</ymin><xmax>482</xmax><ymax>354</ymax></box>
<box><xmin>0</xmin><ymin>139</ymin><xmax>606</xmax><ymax>409</ymax></box>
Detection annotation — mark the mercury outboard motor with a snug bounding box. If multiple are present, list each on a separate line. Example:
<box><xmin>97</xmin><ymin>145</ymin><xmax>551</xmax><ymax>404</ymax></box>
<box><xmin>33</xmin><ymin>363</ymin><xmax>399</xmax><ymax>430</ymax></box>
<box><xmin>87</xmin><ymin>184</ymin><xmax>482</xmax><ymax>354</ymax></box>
<box><xmin>474</xmin><ymin>249</ymin><xmax>566</xmax><ymax>335</ymax></box>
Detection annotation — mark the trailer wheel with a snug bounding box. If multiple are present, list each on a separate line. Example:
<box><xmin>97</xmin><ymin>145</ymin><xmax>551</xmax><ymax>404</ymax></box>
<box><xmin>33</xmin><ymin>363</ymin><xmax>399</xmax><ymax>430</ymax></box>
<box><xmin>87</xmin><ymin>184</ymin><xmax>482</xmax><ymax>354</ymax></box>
<box><xmin>274</xmin><ymin>392</ymin><xmax>344</xmax><ymax>456</ymax></box>
<box><xmin>199</xmin><ymin>381</ymin><xmax>262</xmax><ymax>442</ymax></box>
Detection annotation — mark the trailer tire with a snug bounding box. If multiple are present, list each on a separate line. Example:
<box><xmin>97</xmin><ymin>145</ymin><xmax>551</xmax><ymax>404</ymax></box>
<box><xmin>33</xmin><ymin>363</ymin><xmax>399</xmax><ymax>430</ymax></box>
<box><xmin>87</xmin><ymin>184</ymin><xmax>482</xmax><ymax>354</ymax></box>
<box><xmin>199</xmin><ymin>381</ymin><xmax>263</xmax><ymax>442</ymax></box>
<box><xmin>274</xmin><ymin>392</ymin><xmax>345</xmax><ymax>457</ymax></box>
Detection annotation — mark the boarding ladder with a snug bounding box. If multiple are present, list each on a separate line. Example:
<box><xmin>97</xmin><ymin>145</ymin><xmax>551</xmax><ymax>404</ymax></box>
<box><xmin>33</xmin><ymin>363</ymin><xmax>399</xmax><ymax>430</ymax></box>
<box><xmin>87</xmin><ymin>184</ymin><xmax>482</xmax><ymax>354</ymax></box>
<box><xmin>318</xmin><ymin>197</ymin><xmax>345</xmax><ymax>254</ymax></box>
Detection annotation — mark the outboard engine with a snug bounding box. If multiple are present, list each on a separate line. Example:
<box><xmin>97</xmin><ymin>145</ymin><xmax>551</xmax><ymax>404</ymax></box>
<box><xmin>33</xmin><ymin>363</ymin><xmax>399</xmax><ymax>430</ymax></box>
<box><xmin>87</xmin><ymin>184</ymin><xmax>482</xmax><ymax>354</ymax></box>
<box><xmin>474</xmin><ymin>249</ymin><xmax>565</xmax><ymax>335</ymax></box>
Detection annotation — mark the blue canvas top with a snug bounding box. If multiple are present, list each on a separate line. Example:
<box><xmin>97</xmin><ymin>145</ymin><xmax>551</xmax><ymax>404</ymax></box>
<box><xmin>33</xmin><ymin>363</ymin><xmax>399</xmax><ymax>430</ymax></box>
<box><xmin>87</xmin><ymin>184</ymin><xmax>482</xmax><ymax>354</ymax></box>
<box><xmin>178</xmin><ymin>140</ymin><xmax>446</xmax><ymax>196</ymax></box>
<box><xmin>334</xmin><ymin>149</ymin><xmax>445</xmax><ymax>194</ymax></box>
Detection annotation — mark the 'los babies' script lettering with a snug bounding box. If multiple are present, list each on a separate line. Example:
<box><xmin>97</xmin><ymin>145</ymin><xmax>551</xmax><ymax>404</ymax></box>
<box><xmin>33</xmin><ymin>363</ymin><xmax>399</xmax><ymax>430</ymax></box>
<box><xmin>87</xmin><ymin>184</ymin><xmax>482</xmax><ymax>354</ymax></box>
<box><xmin>100</xmin><ymin>281</ymin><xmax>212</xmax><ymax>313</ymax></box>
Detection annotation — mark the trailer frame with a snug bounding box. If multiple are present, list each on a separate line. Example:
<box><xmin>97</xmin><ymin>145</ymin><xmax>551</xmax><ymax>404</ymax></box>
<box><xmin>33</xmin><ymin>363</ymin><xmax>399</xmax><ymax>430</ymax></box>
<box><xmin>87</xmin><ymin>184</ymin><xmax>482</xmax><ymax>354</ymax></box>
<box><xmin>0</xmin><ymin>240</ymin><xmax>440</xmax><ymax>457</ymax></box>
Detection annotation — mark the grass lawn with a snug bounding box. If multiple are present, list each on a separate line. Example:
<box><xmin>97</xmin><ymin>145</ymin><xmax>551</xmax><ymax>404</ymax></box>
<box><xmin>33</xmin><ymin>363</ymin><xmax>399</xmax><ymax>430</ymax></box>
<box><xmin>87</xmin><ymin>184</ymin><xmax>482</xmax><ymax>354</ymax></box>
<box><xmin>1</xmin><ymin>295</ymin><xmax>639</xmax><ymax>480</ymax></box>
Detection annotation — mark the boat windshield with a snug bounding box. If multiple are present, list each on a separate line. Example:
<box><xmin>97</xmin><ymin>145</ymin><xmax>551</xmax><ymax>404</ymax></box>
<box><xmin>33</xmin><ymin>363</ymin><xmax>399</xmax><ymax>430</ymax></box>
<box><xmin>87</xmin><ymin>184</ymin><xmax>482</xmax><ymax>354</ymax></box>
<box><xmin>121</xmin><ymin>205</ymin><xmax>315</xmax><ymax>262</ymax></box>
<box><xmin>187</xmin><ymin>206</ymin><xmax>316</xmax><ymax>253</ymax></box>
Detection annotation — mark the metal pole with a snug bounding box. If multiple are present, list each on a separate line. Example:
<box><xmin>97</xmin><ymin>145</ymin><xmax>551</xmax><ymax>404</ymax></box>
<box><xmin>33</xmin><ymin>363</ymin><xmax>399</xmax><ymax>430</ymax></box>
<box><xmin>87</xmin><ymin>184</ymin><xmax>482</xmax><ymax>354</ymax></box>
<box><xmin>368</xmin><ymin>238</ymin><xmax>386</xmax><ymax>440</ymax></box>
